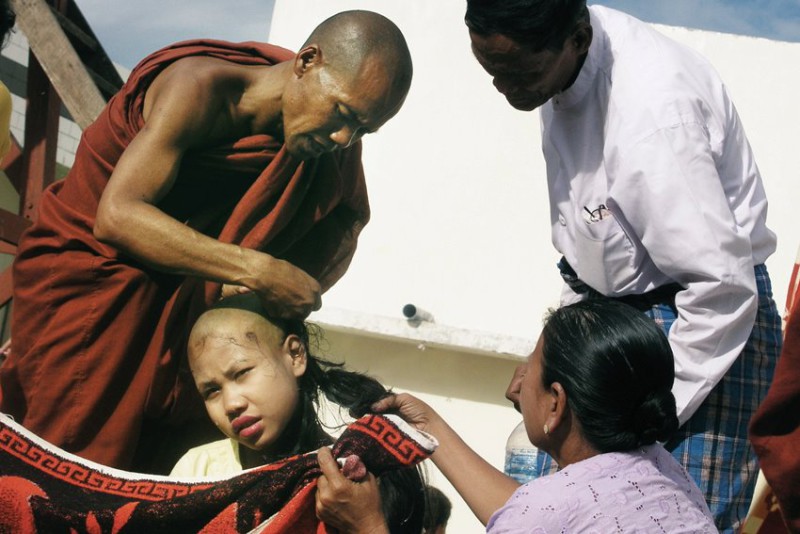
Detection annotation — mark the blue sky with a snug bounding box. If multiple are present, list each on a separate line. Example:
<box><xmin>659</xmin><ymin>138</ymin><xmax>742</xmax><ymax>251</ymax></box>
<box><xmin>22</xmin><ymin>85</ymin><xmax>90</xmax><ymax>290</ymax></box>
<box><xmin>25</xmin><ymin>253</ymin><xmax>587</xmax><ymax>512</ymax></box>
<box><xmin>77</xmin><ymin>0</ymin><xmax>800</xmax><ymax>70</ymax></box>
<box><xmin>600</xmin><ymin>0</ymin><xmax>800</xmax><ymax>43</ymax></box>
<box><xmin>77</xmin><ymin>0</ymin><xmax>277</xmax><ymax>70</ymax></box>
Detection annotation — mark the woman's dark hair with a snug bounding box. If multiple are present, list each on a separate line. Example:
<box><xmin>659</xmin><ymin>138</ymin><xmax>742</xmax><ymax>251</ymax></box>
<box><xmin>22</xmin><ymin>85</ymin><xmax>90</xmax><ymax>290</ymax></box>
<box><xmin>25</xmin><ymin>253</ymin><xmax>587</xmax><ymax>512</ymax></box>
<box><xmin>540</xmin><ymin>299</ymin><xmax>679</xmax><ymax>452</ymax></box>
<box><xmin>423</xmin><ymin>485</ymin><xmax>452</xmax><ymax>533</ymax></box>
<box><xmin>208</xmin><ymin>293</ymin><xmax>426</xmax><ymax>534</ymax></box>
<box><xmin>465</xmin><ymin>0</ymin><xmax>588</xmax><ymax>51</ymax></box>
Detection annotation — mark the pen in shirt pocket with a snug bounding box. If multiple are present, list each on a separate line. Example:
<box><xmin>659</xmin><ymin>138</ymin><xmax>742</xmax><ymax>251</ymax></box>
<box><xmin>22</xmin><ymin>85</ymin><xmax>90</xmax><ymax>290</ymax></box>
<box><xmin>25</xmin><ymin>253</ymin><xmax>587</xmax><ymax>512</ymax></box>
<box><xmin>583</xmin><ymin>204</ymin><xmax>612</xmax><ymax>223</ymax></box>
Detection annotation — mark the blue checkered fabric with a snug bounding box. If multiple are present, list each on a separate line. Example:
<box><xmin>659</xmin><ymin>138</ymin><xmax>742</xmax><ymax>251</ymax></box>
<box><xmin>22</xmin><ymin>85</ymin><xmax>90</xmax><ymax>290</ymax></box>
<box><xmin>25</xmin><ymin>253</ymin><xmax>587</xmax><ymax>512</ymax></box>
<box><xmin>530</xmin><ymin>264</ymin><xmax>781</xmax><ymax>533</ymax></box>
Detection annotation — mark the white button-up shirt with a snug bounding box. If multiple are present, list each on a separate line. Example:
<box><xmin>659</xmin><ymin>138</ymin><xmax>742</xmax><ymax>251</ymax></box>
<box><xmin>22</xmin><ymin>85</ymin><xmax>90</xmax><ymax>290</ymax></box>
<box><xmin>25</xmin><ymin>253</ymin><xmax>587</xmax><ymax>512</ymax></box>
<box><xmin>542</xmin><ymin>6</ymin><xmax>776</xmax><ymax>424</ymax></box>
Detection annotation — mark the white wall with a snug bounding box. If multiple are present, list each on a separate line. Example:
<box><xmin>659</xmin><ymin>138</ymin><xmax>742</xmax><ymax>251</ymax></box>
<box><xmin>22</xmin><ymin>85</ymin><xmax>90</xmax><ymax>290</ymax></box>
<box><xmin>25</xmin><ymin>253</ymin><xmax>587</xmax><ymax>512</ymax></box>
<box><xmin>269</xmin><ymin>3</ymin><xmax>800</xmax><ymax>532</ymax></box>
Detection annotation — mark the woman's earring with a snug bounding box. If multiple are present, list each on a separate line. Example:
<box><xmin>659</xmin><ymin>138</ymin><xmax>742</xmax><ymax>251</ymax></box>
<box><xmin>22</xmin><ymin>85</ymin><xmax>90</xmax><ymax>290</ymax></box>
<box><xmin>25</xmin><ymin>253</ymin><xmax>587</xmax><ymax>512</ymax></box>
<box><xmin>543</xmin><ymin>424</ymin><xmax>550</xmax><ymax>435</ymax></box>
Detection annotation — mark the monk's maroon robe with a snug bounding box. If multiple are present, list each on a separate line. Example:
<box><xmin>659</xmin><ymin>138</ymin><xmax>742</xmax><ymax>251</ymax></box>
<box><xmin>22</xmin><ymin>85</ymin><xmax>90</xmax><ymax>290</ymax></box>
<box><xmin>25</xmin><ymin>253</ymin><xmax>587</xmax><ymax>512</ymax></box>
<box><xmin>750</xmin><ymin>297</ymin><xmax>800</xmax><ymax>531</ymax></box>
<box><xmin>0</xmin><ymin>40</ymin><xmax>369</xmax><ymax>470</ymax></box>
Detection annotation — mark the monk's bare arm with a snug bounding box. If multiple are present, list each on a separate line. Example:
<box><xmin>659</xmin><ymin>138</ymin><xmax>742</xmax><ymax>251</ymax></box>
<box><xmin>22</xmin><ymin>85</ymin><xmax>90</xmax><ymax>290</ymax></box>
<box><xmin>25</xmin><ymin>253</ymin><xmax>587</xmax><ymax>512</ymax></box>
<box><xmin>94</xmin><ymin>58</ymin><xmax>321</xmax><ymax>318</ymax></box>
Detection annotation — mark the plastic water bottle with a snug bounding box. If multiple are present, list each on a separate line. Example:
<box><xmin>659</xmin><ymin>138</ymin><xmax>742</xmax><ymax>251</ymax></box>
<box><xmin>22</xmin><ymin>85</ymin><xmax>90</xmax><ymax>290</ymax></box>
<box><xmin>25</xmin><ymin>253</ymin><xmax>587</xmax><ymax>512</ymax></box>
<box><xmin>503</xmin><ymin>420</ymin><xmax>538</xmax><ymax>484</ymax></box>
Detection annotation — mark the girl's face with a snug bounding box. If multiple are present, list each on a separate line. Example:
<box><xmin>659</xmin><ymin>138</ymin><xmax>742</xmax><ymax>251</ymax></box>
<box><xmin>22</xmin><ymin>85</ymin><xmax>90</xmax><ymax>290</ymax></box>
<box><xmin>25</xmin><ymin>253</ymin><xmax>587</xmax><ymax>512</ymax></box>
<box><xmin>518</xmin><ymin>334</ymin><xmax>550</xmax><ymax>448</ymax></box>
<box><xmin>188</xmin><ymin>310</ymin><xmax>307</xmax><ymax>454</ymax></box>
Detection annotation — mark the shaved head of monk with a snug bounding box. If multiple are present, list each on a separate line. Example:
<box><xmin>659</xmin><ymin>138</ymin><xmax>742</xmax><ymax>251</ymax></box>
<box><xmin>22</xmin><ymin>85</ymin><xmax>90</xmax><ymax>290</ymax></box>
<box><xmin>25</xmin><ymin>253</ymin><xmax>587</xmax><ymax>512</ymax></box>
<box><xmin>279</xmin><ymin>10</ymin><xmax>413</xmax><ymax>159</ymax></box>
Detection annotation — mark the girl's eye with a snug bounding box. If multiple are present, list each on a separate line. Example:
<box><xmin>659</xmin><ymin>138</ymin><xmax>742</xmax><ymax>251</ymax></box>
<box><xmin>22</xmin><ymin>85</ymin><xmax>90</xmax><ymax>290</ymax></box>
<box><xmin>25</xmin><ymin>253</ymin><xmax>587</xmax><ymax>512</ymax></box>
<box><xmin>235</xmin><ymin>368</ymin><xmax>252</xmax><ymax>380</ymax></box>
<box><xmin>203</xmin><ymin>387</ymin><xmax>219</xmax><ymax>400</ymax></box>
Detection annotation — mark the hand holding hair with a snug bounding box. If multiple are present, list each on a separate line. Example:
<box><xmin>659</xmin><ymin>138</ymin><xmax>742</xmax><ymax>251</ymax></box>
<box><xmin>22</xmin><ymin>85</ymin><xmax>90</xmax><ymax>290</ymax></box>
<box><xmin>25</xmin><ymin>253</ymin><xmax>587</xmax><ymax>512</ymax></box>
<box><xmin>315</xmin><ymin>446</ymin><xmax>388</xmax><ymax>534</ymax></box>
<box><xmin>371</xmin><ymin>392</ymin><xmax>440</xmax><ymax>434</ymax></box>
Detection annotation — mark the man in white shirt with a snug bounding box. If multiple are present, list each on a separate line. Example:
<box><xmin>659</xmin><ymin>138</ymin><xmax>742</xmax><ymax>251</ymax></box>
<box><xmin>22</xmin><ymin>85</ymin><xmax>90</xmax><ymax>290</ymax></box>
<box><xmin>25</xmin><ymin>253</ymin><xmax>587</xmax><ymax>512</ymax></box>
<box><xmin>465</xmin><ymin>1</ymin><xmax>782</xmax><ymax>531</ymax></box>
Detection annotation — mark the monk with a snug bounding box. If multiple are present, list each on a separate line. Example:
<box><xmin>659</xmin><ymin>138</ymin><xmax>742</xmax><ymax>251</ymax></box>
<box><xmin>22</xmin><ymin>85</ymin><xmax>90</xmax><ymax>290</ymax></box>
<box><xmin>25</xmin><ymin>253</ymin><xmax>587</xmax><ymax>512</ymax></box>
<box><xmin>749</xmin><ymin>276</ymin><xmax>800</xmax><ymax>531</ymax></box>
<box><xmin>0</xmin><ymin>10</ymin><xmax>413</xmax><ymax>472</ymax></box>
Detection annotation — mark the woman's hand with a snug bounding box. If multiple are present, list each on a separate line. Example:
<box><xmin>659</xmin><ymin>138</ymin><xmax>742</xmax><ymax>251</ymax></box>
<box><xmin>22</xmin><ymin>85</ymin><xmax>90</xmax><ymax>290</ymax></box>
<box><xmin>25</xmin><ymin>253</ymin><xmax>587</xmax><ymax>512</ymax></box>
<box><xmin>372</xmin><ymin>392</ymin><xmax>441</xmax><ymax>434</ymax></box>
<box><xmin>315</xmin><ymin>447</ymin><xmax>389</xmax><ymax>534</ymax></box>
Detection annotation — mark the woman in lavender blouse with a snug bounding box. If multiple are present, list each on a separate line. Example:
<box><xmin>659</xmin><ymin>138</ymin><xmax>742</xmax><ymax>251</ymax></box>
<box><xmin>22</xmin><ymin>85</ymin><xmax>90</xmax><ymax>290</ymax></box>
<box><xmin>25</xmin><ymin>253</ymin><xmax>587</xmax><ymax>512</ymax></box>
<box><xmin>316</xmin><ymin>299</ymin><xmax>717</xmax><ymax>533</ymax></box>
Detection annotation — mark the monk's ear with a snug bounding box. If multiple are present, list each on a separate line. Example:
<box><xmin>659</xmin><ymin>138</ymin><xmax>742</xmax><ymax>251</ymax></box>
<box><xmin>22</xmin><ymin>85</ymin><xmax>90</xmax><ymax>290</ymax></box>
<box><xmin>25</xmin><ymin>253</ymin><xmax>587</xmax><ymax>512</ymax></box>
<box><xmin>294</xmin><ymin>44</ymin><xmax>323</xmax><ymax>77</ymax></box>
<box><xmin>284</xmin><ymin>334</ymin><xmax>308</xmax><ymax>377</ymax></box>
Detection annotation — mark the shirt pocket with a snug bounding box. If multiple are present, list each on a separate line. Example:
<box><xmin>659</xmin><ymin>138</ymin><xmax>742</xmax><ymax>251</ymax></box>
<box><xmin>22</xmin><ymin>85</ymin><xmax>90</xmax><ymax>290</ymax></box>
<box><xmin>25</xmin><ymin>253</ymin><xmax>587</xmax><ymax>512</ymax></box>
<box><xmin>573</xmin><ymin>211</ymin><xmax>636</xmax><ymax>295</ymax></box>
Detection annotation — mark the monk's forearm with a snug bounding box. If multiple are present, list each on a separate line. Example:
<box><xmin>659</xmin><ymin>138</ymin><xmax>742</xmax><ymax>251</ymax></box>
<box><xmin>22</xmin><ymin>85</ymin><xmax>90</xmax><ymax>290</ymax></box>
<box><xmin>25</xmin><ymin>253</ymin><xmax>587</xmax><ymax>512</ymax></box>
<box><xmin>94</xmin><ymin>200</ymin><xmax>265</xmax><ymax>289</ymax></box>
<box><xmin>426</xmin><ymin>416</ymin><xmax>519</xmax><ymax>525</ymax></box>
<box><xmin>95</xmin><ymin>198</ymin><xmax>322</xmax><ymax>319</ymax></box>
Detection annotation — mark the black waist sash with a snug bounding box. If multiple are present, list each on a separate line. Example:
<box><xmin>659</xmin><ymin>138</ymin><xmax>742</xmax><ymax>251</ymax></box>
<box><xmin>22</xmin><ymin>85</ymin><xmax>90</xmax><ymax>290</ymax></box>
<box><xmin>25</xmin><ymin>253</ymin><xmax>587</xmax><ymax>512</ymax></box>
<box><xmin>557</xmin><ymin>256</ymin><xmax>683</xmax><ymax>313</ymax></box>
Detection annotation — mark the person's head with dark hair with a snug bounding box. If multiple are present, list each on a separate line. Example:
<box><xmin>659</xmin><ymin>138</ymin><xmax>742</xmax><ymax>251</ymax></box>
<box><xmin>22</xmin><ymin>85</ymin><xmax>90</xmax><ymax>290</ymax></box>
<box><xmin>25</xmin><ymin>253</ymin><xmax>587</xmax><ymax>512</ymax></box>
<box><xmin>466</xmin><ymin>0</ymin><xmax>588</xmax><ymax>51</ymax></box>
<box><xmin>519</xmin><ymin>298</ymin><xmax>679</xmax><ymax>464</ymax></box>
<box><xmin>280</xmin><ymin>9</ymin><xmax>412</xmax><ymax>160</ymax></box>
<box><xmin>187</xmin><ymin>292</ymin><xmax>425</xmax><ymax>533</ymax></box>
<box><xmin>464</xmin><ymin>0</ymin><xmax>591</xmax><ymax>112</ymax></box>
<box><xmin>422</xmin><ymin>485</ymin><xmax>452</xmax><ymax>534</ymax></box>
<box><xmin>377</xmin><ymin>468</ymin><xmax>427</xmax><ymax>534</ymax></box>
<box><xmin>0</xmin><ymin>0</ymin><xmax>14</xmax><ymax>47</ymax></box>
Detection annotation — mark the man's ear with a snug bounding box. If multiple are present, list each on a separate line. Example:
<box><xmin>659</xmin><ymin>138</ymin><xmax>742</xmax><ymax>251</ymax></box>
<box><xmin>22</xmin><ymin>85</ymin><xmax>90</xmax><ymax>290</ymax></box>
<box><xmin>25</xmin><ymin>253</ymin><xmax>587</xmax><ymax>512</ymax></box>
<box><xmin>293</xmin><ymin>44</ymin><xmax>323</xmax><ymax>77</ymax></box>
<box><xmin>284</xmin><ymin>334</ymin><xmax>308</xmax><ymax>377</ymax></box>
<box><xmin>569</xmin><ymin>22</ymin><xmax>593</xmax><ymax>56</ymax></box>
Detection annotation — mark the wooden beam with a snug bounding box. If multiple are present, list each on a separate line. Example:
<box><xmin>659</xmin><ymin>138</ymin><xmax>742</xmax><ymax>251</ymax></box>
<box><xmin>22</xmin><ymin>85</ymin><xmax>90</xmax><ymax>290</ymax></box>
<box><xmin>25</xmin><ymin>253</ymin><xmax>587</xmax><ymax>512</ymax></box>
<box><xmin>9</xmin><ymin>0</ymin><xmax>106</xmax><ymax>129</ymax></box>
<box><xmin>86</xmin><ymin>65</ymin><xmax>122</xmax><ymax>97</ymax></box>
<box><xmin>18</xmin><ymin>50</ymin><xmax>60</xmax><ymax>222</ymax></box>
<box><xmin>51</xmin><ymin>7</ymin><xmax>99</xmax><ymax>52</ymax></box>
<box><xmin>0</xmin><ymin>266</ymin><xmax>12</xmax><ymax>308</ymax></box>
<box><xmin>0</xmin><ymin>208</ymin><xmax>30</xmax><ymax>245</ymax></box>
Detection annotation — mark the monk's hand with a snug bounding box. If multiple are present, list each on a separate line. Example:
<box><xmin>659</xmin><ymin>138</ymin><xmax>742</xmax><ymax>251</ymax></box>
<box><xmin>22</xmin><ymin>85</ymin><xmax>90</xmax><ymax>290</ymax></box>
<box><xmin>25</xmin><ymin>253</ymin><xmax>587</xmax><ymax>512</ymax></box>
<box><xmin>220</xmin><ymin>284</ymin><xmax>251</xmax><ymax>300</ymax></box>
<box><xmin>505</xmin><ymin>364</ymin><xmax>525</xmax><ymax>413</ymax></box>
<box><xmin>253</xmin><ymin>255</ymin><xmax>322</xmax><ymax>319</ymax></box>
<box><xmin>315</xmin><ymin>447</ymin><xmax>389</xmax><ymax>534</ymax></box>
<box><xmin>372</xmin><ymin>393</ymin><xmax>439</xmax><ymax>434</ymax></box>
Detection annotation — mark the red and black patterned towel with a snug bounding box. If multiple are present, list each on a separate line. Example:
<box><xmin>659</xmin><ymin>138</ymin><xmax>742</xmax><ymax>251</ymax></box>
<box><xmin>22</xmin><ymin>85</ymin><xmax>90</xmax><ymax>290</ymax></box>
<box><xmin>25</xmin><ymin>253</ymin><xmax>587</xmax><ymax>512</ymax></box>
<box><xmin>0</xmin><ymin>413</ymin><xmax>436</xmax><ymax>533</ymax></box>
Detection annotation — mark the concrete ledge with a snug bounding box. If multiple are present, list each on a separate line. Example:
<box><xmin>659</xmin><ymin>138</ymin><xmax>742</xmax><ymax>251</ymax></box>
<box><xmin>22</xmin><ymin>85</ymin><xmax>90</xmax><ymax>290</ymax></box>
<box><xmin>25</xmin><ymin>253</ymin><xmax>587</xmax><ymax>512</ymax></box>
<box><xmin>309</xmin><ymin>307</ymin><xmax>534</xmax><ymax>362</ymax></box>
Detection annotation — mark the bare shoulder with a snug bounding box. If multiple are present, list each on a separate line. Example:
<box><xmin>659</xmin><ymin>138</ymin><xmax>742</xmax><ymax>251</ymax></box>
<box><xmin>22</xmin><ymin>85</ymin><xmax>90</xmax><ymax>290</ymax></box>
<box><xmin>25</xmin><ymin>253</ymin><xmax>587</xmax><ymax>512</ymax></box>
<box><xmin>142</xmin><ymin>57</ymin><xmax>248</xmax><ymax>145</ymax></box>
<box><xmin>145</xmin><ymin>56</ymin><xmax>245</xmax><ymax>114</ymax></box>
